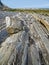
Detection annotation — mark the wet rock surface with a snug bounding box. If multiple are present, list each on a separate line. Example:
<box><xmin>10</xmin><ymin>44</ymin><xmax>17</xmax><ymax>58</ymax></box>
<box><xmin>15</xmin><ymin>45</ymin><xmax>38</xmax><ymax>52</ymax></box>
<box><xmin>0</xmin><ymin>11</ymin><xmax>49</xmax><ymax>65</ymax></box>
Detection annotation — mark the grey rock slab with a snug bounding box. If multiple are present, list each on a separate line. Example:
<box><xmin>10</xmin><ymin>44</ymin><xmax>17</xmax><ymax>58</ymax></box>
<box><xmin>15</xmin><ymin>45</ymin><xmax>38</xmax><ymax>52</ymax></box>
<box><xmin>5</xmin><ymin>16</ymin><xmax>25</xmax><ymax>34</ymax></box>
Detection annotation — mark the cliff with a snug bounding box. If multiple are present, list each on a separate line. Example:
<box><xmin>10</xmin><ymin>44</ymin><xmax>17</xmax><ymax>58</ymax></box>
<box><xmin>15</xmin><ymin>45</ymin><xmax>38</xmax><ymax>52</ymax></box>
<box><xmin>0</xmin><ymin>0</ymin><xmax>9</xmax><ymax>10</ymax></box>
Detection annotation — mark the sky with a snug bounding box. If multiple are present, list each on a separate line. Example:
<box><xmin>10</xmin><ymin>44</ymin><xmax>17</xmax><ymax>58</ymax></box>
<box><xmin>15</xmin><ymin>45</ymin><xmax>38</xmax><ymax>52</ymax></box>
<box><xmin>1</xmin><ymin>0</ymin><xmax>49</xmax><ymax>8</ymax></box>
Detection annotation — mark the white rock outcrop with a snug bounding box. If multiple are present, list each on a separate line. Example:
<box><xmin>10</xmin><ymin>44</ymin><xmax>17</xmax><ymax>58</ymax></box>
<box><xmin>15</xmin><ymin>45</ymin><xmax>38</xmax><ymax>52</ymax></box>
<box><xmin>5</xmin><ymin>16</ymin><xmax>25</xmax><ymax>34</ymax></box>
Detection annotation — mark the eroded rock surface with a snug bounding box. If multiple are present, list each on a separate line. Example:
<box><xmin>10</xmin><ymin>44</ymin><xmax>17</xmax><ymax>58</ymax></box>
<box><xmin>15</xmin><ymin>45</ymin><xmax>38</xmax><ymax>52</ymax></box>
<box><xmin>5</xmin><ymin>16</ymin><xmax>25</xmax><ymax>34</ymax></box>
<box><xmin>0</xmin><ymin>12</ymin><xmax>49</xmax><ymax>65</ymax></box>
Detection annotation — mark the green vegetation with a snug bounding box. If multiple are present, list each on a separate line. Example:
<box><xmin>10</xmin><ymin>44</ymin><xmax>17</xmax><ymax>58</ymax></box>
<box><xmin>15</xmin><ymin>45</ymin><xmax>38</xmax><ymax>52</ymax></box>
<box><xmin>3</xmin><ymin>8</ymin><xmax>49</xmax><ymax>15</ymax></box>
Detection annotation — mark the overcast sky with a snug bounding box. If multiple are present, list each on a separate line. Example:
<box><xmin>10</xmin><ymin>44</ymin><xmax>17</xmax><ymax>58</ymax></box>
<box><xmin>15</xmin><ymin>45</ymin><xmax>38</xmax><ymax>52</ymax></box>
<box><xmin>1</xmin><ymin>0</ymin><xmax>49</xmax><ymax>8</ymax></box>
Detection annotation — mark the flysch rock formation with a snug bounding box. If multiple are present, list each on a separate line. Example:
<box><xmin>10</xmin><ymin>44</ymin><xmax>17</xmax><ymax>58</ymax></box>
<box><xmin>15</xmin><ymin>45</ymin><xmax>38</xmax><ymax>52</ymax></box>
<box><xmin>0</xmin><ymin>12</ymin><xmax>49</xmax><ymax>65</ymax></box>
<box><xmin>5</xmin><ymin>16</ymin><xmax>25</xmax><ymax>34</ymax></box>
